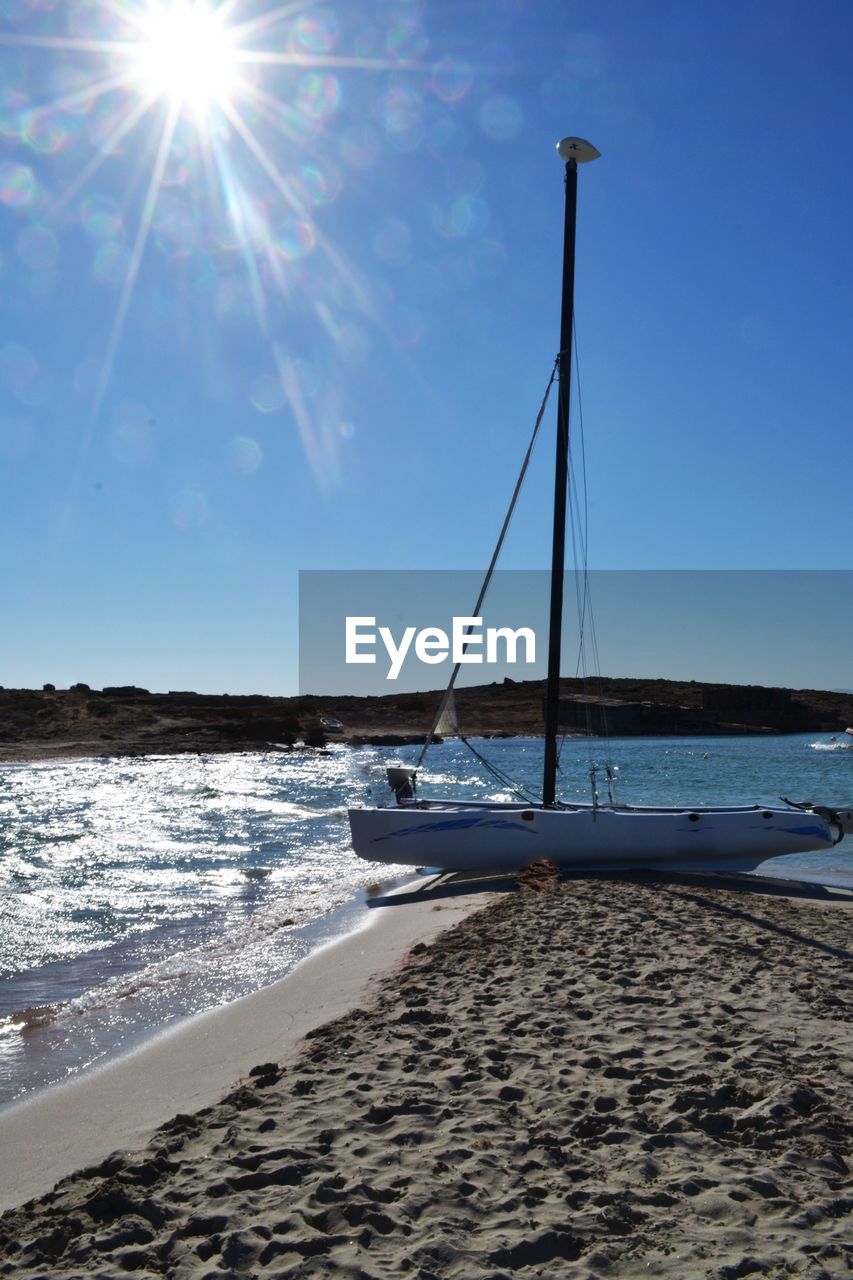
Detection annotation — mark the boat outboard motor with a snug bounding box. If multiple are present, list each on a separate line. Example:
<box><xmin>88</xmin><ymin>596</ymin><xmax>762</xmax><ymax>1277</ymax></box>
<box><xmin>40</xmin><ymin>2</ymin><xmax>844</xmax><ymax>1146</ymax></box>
<box><xmin>387</xmin><ymin>766</ymin><xmax>416</xmax><ymax>804</ymax></box>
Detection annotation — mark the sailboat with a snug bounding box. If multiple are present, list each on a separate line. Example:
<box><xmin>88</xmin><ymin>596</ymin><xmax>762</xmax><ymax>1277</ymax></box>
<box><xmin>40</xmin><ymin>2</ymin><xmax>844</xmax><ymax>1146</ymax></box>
<box><xmin>348</xmin><ymin>138</ymin><xmax>848</xmax><ymax>874</ymax></box>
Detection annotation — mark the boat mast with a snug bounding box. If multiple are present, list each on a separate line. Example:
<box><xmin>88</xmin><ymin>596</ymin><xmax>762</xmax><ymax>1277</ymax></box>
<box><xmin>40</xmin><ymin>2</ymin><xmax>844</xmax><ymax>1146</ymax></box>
<box><xmin>543</xmin><ymin>137</ymin><xmax>600</xmax><ymax>807</ymax></box>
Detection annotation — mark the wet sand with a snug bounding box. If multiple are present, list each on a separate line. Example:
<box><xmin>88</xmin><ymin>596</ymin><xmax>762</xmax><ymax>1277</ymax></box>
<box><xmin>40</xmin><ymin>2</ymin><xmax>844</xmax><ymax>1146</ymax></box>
<box><xmin>0</xmin><ymin>872</ymin><xmax>851</xmax><ymax>1278</ymax></box>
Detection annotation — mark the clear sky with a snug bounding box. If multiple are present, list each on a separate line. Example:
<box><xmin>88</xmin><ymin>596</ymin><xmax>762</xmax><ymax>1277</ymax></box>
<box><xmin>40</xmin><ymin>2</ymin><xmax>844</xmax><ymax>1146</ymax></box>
<box><xmin>1</xmin><ymin>0</ymin><xmax>851</xmax><ymax>695</ymax></box>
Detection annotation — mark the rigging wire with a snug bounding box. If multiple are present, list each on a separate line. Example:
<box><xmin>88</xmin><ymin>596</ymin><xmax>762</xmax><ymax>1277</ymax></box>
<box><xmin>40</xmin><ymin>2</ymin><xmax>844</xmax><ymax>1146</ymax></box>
<box><xmin>562</xmin><ymin>319</ymin><xmax>596</xmax><ymax>763</ymax></box>
<box><xmin>415</xmin><ymin>359</ymin><xmax>559</xmax><ymax>774</ymax></box>
<box><xmin>458</xmin><ymin>734</ymin><xmax>537</xmax><ymax>803</ymax></box>
<box><xmin>557</xmin><ymin>317</ymin><xmax>616</xmax><ymax>804</ymax></box>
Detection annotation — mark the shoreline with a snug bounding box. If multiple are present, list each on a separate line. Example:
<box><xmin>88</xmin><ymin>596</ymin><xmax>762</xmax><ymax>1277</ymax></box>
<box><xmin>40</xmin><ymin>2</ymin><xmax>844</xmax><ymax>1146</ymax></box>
<box><xmin>0</xmin><ymin>874</ymin><xmax>497</xmax><ymax>1214</ymax></box>
<box><xmin>0</xmin><ymin>871</ymin><xmax>850</xmax><ymax>1277</ymax></box>
<box><xmin>0</xmin><ymin>879</ymin><xmax>417</xmax><ymax>1111</ymax></box>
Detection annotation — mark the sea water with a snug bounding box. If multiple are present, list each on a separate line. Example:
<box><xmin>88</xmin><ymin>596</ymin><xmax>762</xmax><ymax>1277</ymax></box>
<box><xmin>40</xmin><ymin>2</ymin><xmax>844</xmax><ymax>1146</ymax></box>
<box><xmin>1</xmin><ymin>735</ymin><xmax>851</xmax><ymax>1107</ymax></box>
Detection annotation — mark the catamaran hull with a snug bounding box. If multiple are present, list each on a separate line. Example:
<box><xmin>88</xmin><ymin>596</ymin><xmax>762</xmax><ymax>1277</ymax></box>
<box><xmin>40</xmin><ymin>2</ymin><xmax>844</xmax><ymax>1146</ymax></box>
<box><xmin>348</xmin><ymin>803</ymin><xmax>837</xmax><ymax>874</ymax></box>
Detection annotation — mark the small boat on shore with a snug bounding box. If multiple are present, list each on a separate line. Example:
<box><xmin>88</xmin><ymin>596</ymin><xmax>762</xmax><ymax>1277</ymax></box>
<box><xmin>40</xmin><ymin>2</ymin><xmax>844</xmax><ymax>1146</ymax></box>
<box><xmin>349</xmin><ymin>138</ymin><xmax>848</xmax><ymax>874</ymax></box>
<box><xmin>349</xmin><ymin>796</ymin><xmax>845</xmax><ymax>874</ymax></box>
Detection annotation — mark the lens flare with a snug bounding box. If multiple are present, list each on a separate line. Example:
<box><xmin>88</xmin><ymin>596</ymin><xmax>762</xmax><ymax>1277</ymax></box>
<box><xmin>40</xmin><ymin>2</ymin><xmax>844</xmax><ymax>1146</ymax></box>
<box><xmin>0</xmin><ymin>159</ymin><xmax>36</xmax><ymax>208</ymax></box>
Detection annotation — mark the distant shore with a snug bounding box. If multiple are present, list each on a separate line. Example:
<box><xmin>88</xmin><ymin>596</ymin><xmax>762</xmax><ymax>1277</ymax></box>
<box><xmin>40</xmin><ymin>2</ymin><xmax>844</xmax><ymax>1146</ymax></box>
<box><xmin>2</xmin><ymin>677</ymin><xmax>852</xmax><ymax>764</ymax></box>
<box><xmin>1</xmin><ymin>870</ymin><xmax>850</xmax><ymax>1276</ymax></box>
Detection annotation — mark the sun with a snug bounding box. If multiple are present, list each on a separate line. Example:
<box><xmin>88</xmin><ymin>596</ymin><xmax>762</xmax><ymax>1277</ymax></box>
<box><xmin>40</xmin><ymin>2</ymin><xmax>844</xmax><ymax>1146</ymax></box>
<box><xmin>132</xmin><ymin>0</ymin><xmax>239</xmax><ymax>121</ymax></box>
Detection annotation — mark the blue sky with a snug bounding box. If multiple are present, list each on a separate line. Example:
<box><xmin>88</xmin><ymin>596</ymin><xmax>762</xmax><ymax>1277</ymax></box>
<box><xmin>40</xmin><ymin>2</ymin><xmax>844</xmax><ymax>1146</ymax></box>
<box><xmin>1</xmin><ymin>0</ymin><xmax>851</xmax><ymax>695</ymax></box>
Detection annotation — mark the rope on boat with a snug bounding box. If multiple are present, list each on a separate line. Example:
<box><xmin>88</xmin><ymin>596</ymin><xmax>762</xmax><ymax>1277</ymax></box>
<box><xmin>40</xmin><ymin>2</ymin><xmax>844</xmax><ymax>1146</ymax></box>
<box><xmin>458</xmin><ymin>735</ymin><xmax>537</xmax><ymax>804</ymax></box>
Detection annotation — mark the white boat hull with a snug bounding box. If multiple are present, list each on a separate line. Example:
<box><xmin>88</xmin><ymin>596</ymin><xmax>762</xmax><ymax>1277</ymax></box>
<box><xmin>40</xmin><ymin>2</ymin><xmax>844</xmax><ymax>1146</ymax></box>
<box><xmin>348</xmin><ymin>801</ymin><xmax>837</xmax><ymax>873</ymax></box>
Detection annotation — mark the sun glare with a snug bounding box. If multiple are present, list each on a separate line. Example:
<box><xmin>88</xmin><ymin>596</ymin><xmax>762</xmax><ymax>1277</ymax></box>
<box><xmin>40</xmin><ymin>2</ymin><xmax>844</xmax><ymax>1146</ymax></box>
<box><xmin>133</xmin><ymin>1</ymin><xmax>238</xmax><ymax>120</ymax></box>
<box><xmin>0</xmin><ymin>0</ymin><xmax>453</xmax><ymax>487</ymax></box>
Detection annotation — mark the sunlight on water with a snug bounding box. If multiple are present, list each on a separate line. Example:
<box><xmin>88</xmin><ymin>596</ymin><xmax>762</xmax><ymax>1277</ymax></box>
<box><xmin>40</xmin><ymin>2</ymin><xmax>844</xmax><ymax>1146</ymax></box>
<box><xmin>0</xmin><ymin>746</ymin><xmax>406</xmax><ymax>1104</ymax></box>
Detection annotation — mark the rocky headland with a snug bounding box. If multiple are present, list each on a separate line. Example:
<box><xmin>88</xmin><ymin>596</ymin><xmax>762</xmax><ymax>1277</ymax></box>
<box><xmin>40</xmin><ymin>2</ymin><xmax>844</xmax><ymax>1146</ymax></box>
<box><xmin>1</xmin><ymin>677</ymin><xmax>852</xmax><ymax>763</ymax></box>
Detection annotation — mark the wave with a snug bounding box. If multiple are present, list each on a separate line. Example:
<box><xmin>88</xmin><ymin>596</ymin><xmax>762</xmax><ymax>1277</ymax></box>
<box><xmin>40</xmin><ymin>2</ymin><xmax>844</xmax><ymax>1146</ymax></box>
<box><xmin>810</xmin><ymin>741</ymin><xmax>853</xmax><ymax>752</ymax></box>
<box><xmin>214</xmin><ymin>795</ymin><xmax>349</xmax><ymax>820</ymax></box>
<box><xmin>0</xmin><ymin>845</ymin><xmax>410</xmax><ymax>1058</ymax></box>
<box><xmin>22</xmin><ymin>829</ymin><xmax>86</xmax><ymax>846</ymax></box>
<box><xmin>0</xmin><ymin>1004</ymin><xmax>62</xmax><ymax>1037</ymax></box>
<box><xmin>1</xmin><ymin>885</ymin><xmax>345</xmax><ymax>1035</ymax></box>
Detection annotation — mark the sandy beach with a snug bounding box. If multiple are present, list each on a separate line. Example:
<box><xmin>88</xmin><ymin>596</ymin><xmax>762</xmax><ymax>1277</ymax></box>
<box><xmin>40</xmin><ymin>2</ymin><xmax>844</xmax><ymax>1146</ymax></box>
<box><xmin>0</xmin><ymin>871</ymin><xmax>851</xmax><ymax>1278</ymax></box>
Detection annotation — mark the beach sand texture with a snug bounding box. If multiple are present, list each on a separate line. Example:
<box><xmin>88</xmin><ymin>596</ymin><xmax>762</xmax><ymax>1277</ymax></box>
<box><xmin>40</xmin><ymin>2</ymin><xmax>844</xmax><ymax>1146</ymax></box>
<box><xmin>0</xmin><ymin>874</ymin><xmax>850</xmax><ymax>1278</ymax></box>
